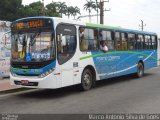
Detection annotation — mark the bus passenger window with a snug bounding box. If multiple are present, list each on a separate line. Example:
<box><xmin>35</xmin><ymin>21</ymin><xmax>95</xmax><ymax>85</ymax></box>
<box><xmin>151</xmin><ymin>36</ymin><xmax>157</xmax><ymax>49</ymax></box>
<box><xmin>128</xmin><ymin>33</ymin><xmax>135</xmax><ymax>50</ymax></box>
<box><xmin>145</xmin><ymin>35</ymin><xmax>151</xmax><ymax>49</ymax></box>
<box><xmin>79</xmin><ymin>27</ymin><xmax>98</xmax><ymax>51</ymax></box>
<box><xmin>99</xmin><ymin>30</ymin><xmax>114</xmax><ymax>51</ymax></box>
<box><xmin>115</xmin><ymin>32</ymin><xmax>121</xmax><ymax>50</ymax></box>
<box><xmin>121</xmin><ymin>33</ymin><xmax>128</xmax><ymax>50</ymax></box>
<box><xmin>136</xmin><ymin>35</ymin><xmax>144</xmax><ymax>50</ymax></box>
<box><xmin>79</xmin><ymin>27</ymin><xmax>88</xmax><ymax>51</ymax></box>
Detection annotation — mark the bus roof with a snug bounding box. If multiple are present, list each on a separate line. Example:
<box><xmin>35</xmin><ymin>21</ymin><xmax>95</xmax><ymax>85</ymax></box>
<box><xmin>12</xmin><ymin>16</ymin><xmax>157</xmax><ymax>36</ymax></box>
<box><xmin>86</xmin><ymin>23</ymin><xmax>157</xmax><ymax>36</ymax></box>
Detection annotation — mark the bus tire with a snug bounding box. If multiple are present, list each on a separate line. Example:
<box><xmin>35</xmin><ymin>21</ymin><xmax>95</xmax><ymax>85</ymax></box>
<box><xmin>136</xmin><ymin>62</ymin><xmax>144</xmax><ymax>78</ymax></box>
<box><xmin>80</xmin><ymin>68</ymin><xmax>93</xmax><ymax>91</ymax></box>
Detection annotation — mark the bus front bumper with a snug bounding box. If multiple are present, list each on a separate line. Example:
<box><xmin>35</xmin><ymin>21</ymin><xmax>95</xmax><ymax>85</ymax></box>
<box><xmin>10</xmin><ymin>73</ymin><xmax>60</xmax><ymax>89</ymax></box>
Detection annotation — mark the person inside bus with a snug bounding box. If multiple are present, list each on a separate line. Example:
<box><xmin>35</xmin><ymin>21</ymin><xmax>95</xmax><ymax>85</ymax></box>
<box><xmin>99</xmin><ymin>30</ymin><xmax>108</xmax><ymax>52</ymax></box>
<box><xmin>79</xmin><ymin>27</ymin><xmax>88</xmax><ymax>50</ymax></box>
<box><xmin>100</xmin><ymin>40</ymin><xmax>108</xmax><ymax>52</ymax></box>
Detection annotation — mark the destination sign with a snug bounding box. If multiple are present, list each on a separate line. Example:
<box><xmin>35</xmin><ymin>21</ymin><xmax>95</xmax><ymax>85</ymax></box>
<box><xmin>12</xmin><ymin>19</ymin><xmax>53</xmax><ymax>30</ymax></box>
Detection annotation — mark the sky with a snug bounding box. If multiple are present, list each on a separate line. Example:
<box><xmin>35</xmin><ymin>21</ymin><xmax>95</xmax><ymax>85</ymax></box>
<box><xmin>22</xmin><ymin>0</ymin><xmax>160</xmax><ymax>36</ymax></box>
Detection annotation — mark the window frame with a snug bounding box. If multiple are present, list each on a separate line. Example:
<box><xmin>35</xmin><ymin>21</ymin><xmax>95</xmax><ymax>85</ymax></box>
<box><xmin>98</xmin><ymin>29</ymin><xmax>115</xmax><ymax>51</ymax></box>
<box><xmin>79</xmin><ymin>26</ymin><xmax>99</xmax><ymax>52</ymax></box>
<box><xmin>136</xmin><ymin>34</ymin><xmax>145</xmax><ymax>50</ymax></box>
<box><xmin>151</xmin><ymin>35</ymin><xmax>158</xmax><ymax>49</ymax></box>
<box><xmin>121</xmin><ymin>32</ymin><xmax>128</xmax><ymax>51</ymax></box>
<box><xmin>128</xmin><ymin>33</ymin><xmax>136</xmax><ymax>50</ymax></box>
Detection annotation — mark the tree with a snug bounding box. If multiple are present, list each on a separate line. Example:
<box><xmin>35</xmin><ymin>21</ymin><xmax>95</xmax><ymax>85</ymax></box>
<box><xmin>20</xmin><ymin>1</ymin><xmax>60</xmax><ymax>18</ymax></box>
<box><xmin>84</xmin><ymin>0</ymin><xmax>97</xmax><ymax>22</ymax></box>
<box><xmin>0</xmin><ymin>0</ymin><xmax>79</xmax><ymax>21</ymax></box>
<box><xmin>56</xmin><ymin>2</ymin><xmax>67</xmax><ymax>18</ymax></box>
<box><xmin>66</xmin><ymin>6</ymin><xmax>74</xmax><ymax>19</ymax></box>
<box><xmin>0</xmin><ymin>0</ymin><xmax>22</xmax><ymax>21</ymax></box>
<box><xmin>72</xmin><ymin>6</ymin><xmax>81</xmax><ymax>19</ymax></box>
<box><xmin>45</xmin><ymin>2</ymin><xmax>60</xmax><ymax>17</ymax></box>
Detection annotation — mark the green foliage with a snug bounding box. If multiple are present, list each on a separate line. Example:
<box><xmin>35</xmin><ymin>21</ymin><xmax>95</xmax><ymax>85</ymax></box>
<box><xmin>45</xmin><ymin>3</ymin><xmax>61</xmax><ymax>17</ymax></box>
<box><xmin>0</xmin><ymin>1</ymin><xmax>81</xmax><ymax>21</ymax></box>
<box><xmin>84</xmin><ymin>0</ymin><xmax>97</xmax><ymax>13</ymax></box>
<box><xmin>0</xmin><ymin>0</ymin><xmax>22</xmax><ymax>21</ymax></box>
<box><xmin>19</xmin><ymin>1</ymin><xmax>44</xmax><ymax>18</ymax></box>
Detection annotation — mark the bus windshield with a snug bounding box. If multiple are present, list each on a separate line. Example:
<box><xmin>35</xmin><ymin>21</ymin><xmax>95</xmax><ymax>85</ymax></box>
<box><xmin>11</xmin><ymin>31</ymin><xmax>55</xmax><ymax>62</ymax></box>
<box><xmin>11</xmin><ymin>18</ymin><xmax>55</xmax><ymax>62</ymax></box>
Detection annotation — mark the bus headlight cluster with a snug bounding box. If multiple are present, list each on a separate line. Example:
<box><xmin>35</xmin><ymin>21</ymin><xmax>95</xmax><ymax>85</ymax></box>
<box><xmin>38</xmin><ymin>68</ymin><xmax>55</xmax><ymax>78</ymax></box>
<box><xmin>11</xmin><ymin>72</ymin><xmax>18</xmax><ymax>77</ymax></box>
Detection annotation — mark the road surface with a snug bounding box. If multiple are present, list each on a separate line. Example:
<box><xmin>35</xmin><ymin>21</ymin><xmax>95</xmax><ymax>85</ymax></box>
<box><xmin>0</xmin><ymin>67</ymin><xmax>160</xmax><ymax>114</ymax></box>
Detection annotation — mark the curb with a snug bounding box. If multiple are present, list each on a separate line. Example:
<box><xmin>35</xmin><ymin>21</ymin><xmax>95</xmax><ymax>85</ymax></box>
<box><xmin>0</xmin><ymin>88</ymin><xmax>32</xmax><ymax>95</ymax></box>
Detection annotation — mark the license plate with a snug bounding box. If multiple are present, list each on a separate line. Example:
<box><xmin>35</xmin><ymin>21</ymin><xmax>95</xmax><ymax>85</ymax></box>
<box><xmin>21</xmin><ymin>80</ymin><xmax>29</xmax><ymax>85</ymax></box>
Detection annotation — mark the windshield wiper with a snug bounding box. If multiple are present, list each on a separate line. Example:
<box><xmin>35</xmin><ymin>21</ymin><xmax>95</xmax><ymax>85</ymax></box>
<box><xmin>30</xmin><ymin>33</ymin><xmax>38</xmax><ymax>46</ymax></box>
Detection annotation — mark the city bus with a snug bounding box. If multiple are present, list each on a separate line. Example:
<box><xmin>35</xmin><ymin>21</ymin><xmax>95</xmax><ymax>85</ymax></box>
<box><xmin>10</xmin><ymin>17</ymin><xmax>158</xmax><ymax>90</ymax></box>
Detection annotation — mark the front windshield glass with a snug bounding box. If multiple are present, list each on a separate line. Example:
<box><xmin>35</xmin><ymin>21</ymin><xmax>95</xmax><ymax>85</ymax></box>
<box><xmin>11</xmin><ymin>31</ymin><xmax>55</xmax><ymax>62</ymax></box>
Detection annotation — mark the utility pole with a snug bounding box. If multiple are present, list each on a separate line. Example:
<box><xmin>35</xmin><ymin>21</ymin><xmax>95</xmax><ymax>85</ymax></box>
<box><xmin>139</xmin><ymin>20</ymin><xmax>146</xmax><ymax>31</ymax></box>
<box><xmin>40</xmin><ymin>0</ymin><xmax>45</xmax><ymax>16</ymax></box>
<box><xmin>96</xmin><ymin>0</ymin><xmax>110</xmax><ymax>24</ymax></box>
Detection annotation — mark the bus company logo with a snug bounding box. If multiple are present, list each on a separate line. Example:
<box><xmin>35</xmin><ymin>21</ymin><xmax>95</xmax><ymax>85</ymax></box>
<box><xmin>96</xmin><ymin>56</ymin><xmax>120</xmax><ymax>62</ymax></box>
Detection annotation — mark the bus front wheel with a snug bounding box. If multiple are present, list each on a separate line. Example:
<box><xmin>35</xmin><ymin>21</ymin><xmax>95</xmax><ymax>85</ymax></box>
<box><xmin>81</xmin><ymin>69</ymin><xmax>93</xmax><ymax>91</ymax></box>
<box><xmin>136</xmin><ymin>62</ymin><xmax>144</xmax><ymax>78</ymax></box>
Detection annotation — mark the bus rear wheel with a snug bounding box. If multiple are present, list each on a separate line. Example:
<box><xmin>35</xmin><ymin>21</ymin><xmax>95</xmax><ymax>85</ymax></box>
<box><xmin>81</xmin><ymin>69</ymin><xmax>93</xmax><ymax>91</ymax></box>
<box><xmin>136</xmin><ymin>62</ymin><xmax>144</xmax><ymax>78</ymax></box>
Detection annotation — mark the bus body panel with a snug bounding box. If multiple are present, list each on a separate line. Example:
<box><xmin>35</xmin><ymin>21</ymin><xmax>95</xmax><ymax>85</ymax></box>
<box><xmin>90</xmin><ymin>50</ymin><xmax>157</xmax><ymax>80</ymax></box>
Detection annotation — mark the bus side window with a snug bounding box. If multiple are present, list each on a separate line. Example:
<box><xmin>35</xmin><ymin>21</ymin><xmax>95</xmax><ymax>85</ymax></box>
<box><xmin>151</xmin><ymin>36</ymin><xmax>157</xmax><ymax>49</ymax></box>
<box><xmin>128</xmin><ymin>33</ymin><xmax>135</xmax><ymax>50</ymax></box>
<box><xmin>145</xmin><ymin>35</ymin><xmax>151</xmax><ymax>49</ymax></box>
<box><xmin>99</xmin><ymin>30</ymin><xmax>114</xmax><ymax>51</ymax></box>
<box><xmin>79</xmin><ymin>27</ymin><xmax>88</xmax><ymax>51</ymax></box>
<box><xmin>79</xmin><ymin>27</ymin><xmax>98</xmax><ymax>51</ymax></box>
<box><xmin>121</xmin><ymin>33</ymin><xmax>128</xmax><ymax>50</ymax></box>
<box><xmin>115</xmin><ymin>32</ymin><xmax>121</xmax><ymax>50</ymax></box>
<box><xmin>136</xmin><ymin>35</ymin><xmax>144</xmax><ymax>50</ymax></box>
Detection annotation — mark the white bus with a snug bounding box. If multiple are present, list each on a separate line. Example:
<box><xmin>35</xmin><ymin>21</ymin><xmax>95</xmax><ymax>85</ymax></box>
<box><xmin>10</xmin><ymin>17</ymin><xmax>158</xmax><ymax>90</ymax></box>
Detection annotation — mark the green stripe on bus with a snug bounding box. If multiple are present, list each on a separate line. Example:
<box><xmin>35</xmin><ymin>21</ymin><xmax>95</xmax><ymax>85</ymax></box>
<box><xmin>86</xmin><ymin>23</ymin><xmax>120</xmax><ymax>29</ymax></box>
<box><xmin>80</xmin><ymin>51</ymin><xmax>157</xmax><ymax>60</ymax></box>
<box><xmin>11</xmin><ymin>68</ymin><xmax>30</xmax><ymax>72</ymax></box>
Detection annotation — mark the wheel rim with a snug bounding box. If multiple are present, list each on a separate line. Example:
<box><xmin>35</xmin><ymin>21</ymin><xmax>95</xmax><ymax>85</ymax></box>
<box><xmin>83</xmin><ymin>72</ymin><xmax>91</xmax><ymax>88</ymax></box>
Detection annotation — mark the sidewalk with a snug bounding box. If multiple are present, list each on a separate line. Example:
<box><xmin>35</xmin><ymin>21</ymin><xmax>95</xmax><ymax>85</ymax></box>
<box><xmin>0</xmin><ymin>78</ymin><xmax>20</xmax><ymax>92</ymax></box>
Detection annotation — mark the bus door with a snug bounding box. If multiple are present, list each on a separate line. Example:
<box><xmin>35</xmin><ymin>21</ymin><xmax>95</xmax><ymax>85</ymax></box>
<box><xmin>56</xmin><ymin>24</ymin><xmax>77</xmax><ymax>87</ymax></box>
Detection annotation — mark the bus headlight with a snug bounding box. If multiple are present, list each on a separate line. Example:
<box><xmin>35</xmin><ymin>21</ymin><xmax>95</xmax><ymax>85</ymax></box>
<box><xmin>38</xmin><ymin>68</ymin><xmax>55</xmax><ymax>78</ymax></box>
<box><xmin>11</xmin><ymin>72</ymin><xmax>18</xmax><ymax>77</ymax></box>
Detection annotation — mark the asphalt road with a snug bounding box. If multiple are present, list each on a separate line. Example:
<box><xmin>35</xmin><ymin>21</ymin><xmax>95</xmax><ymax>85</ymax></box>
<box><xmin>0</xmin><ymin>67</ymin><xmax>160</xmax><ymax>114</ymax></box>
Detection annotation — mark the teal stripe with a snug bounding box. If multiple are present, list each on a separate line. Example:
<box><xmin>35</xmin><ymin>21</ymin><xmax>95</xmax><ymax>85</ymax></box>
<box><xmin>80</xmin><ymin>51</ymin><xmax>157</xmax><ymax>60</ymax></box>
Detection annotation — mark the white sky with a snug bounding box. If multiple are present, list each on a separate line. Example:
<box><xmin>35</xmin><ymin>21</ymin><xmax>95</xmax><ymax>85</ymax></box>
<box><xmin>22</xmin><ymin>0</ymin><xmax>160</xmax><ymax>36</ymax></box>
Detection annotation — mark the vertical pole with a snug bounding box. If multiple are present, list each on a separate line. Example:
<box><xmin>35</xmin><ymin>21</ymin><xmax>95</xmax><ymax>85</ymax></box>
<box><xmin>89</xmin><ymin>10</ymin><xmax>91</xmax><ymax>22</ymax></box>
<box><xmin>41</xmin><ymin>0</ymin><xmax>45</xmax><ymax>16</ymax></box>
<box><xmin>96</xmin><ymin>0</ymin><xmax>99</xmax><ymax>24</ymax></box>
<box><xmin>100</xmin><ymin>0</ymin><xmax>104</xmax><ymax>24</ymax></box>
<box><xmin>141</xmin><ymin>20</ymin><xmax>144</xmax><ymax>31</ymax></box>
<box><xmin>97</xmin><ymin>9</ymin><xmax>99</xmax><ymax>24</ymax></box>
